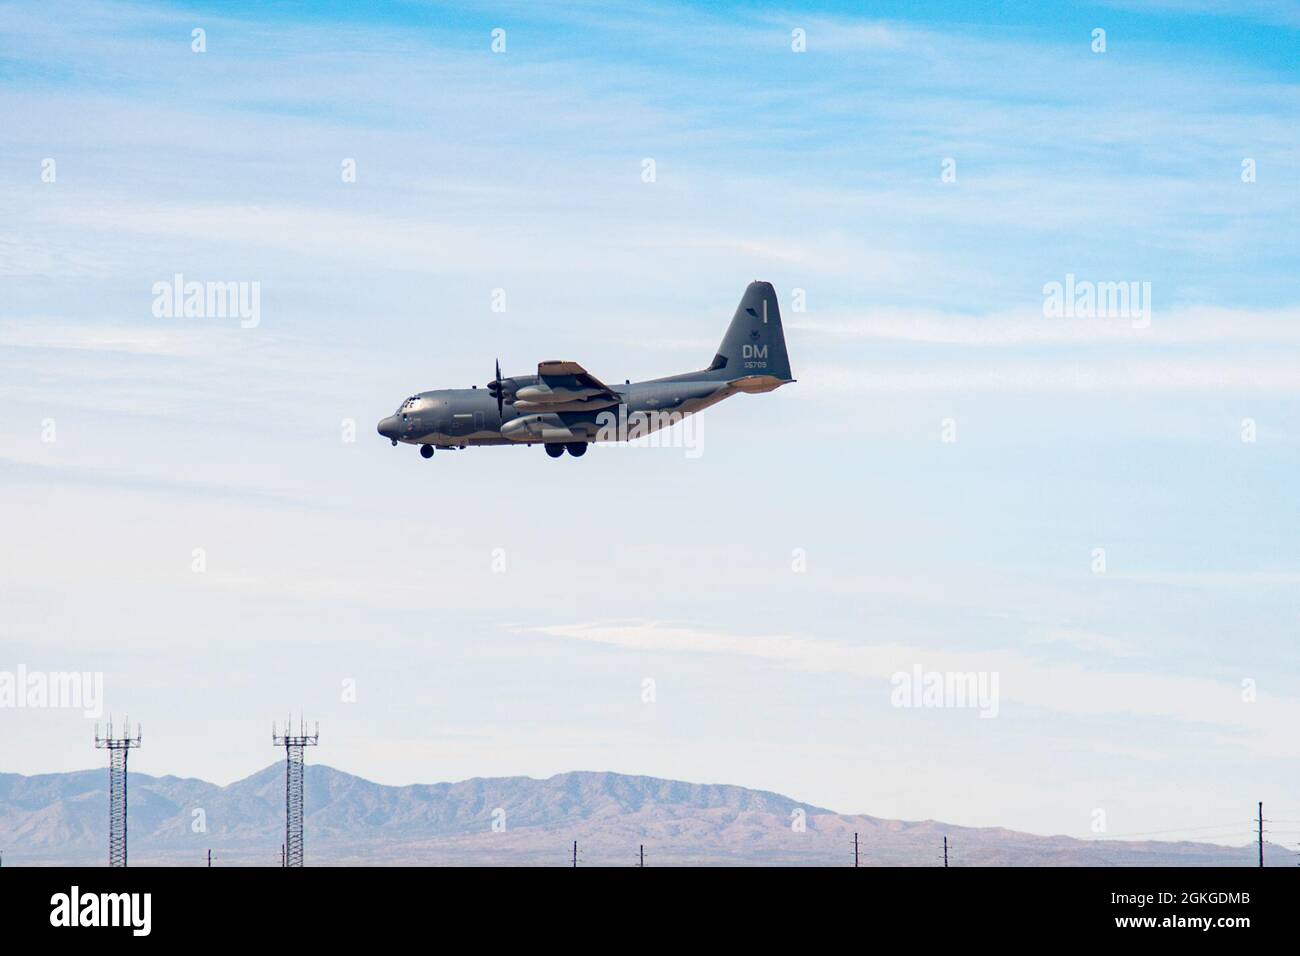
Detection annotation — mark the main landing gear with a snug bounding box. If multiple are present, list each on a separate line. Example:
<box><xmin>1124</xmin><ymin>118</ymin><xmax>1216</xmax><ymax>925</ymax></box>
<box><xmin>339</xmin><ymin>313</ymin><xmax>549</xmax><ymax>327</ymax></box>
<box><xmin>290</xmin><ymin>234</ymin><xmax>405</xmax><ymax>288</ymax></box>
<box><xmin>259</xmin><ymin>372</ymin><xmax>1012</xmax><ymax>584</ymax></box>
<box><xmin>544</xmin><ymin>442</ymin><xmax>589</xmax><ymax>458</ymax></box>
<box><xmin>420</xmin><ymin>444</ymin><xmax>434</xmax><ymax>459</ymax></box>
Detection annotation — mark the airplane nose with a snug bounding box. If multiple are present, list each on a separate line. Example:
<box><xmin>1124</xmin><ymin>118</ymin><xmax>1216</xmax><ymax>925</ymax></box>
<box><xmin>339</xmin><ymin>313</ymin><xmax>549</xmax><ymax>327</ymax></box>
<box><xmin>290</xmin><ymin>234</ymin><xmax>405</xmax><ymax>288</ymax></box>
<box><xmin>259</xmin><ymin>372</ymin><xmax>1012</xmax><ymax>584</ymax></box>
<box><xmin>377</xmin><ymin>415</ymin><xmax>400</xmax><ymax>439</ymax></box>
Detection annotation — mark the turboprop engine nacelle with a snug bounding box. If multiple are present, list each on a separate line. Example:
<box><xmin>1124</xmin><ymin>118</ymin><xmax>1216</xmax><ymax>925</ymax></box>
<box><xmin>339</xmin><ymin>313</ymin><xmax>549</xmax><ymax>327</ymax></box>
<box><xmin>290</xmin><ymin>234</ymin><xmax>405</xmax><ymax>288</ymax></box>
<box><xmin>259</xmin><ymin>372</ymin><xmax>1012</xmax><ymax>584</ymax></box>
<box><xmin>500</xmin><ymin>412</ymin><xmax>580</xmax><ymax>443</ymax></box>
<box><xmin>514</xmin><ymin>385</ymin><xmax>606</xmax><ymax>404</ymax></box>
<box><xmin>513</xmin><ymin>397</ymin><xmax>619</xmax><ymax>412</ymax></box>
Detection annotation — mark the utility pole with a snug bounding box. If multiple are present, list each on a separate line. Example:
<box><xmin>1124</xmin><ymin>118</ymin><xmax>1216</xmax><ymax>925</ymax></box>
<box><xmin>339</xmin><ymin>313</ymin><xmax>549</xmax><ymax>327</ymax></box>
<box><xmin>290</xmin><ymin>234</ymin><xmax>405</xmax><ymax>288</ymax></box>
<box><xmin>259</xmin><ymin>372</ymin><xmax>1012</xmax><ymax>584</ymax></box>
<box><xmin>1258</xmin><ymin>802</ymin><xmax>1264</xmax><ymax>868</ymax></box>
<box><xmin>207</xmin><ymin>849</ymin><xmax>211</xmax><ymax>868</ymax></box>
<box><xmin>639</xmin><ymin>844</ymin><xmax>644</xmax><ymax>868</ymax></box>
<box><xmin>572</xmin><ymin>840</ymin><xmax>578</xmax><ymax>868</ymax></box>
<box><xmin>272</xmin><ymin>715</ymin><xmax>319</xmax><ymax>868</ymax></box>
<box><xmin>853</xmin><ymin>832</ymin><xmax>859</xmax><ymax>867</ymax></box>
<box><xmin>944</xmin><ymin>836</ymin><xmax>949</xmax><ymax>868</ymax></box>
<box><xmin>94</xmin><ymin>716</ymin><xmax>142</xmax><ymax>867</ymax></box>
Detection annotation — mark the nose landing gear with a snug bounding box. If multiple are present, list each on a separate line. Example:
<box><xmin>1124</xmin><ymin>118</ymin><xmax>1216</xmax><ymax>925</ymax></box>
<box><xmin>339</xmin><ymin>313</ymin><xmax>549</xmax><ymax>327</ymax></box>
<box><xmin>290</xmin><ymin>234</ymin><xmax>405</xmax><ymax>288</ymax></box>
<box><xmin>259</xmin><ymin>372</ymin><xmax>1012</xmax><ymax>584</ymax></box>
<box><xmin>420</xmin><ymin>444</ymin><xmax>434</xmax><ymax>459</ymax></box>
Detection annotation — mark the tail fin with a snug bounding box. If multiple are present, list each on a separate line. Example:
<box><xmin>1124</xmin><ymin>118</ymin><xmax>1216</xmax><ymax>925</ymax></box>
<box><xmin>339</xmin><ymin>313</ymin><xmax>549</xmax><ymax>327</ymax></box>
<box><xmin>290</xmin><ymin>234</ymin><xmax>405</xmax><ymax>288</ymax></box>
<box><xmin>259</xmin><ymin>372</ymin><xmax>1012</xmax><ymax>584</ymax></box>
<box><xmin>708</xmin><ymin>281</ymin><xmax>793</xmax><ymax>383</ymax></box>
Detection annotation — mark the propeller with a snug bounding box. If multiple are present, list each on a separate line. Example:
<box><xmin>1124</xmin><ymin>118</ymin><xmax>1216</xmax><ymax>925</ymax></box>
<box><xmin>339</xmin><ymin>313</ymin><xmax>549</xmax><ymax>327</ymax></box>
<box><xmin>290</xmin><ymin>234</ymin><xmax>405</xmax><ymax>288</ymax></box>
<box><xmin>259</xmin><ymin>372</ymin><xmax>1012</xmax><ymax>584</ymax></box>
<box><xmin>488</xmin><ymin>358</ymin><xmax>505</xmax><ymax>419</ymax></box>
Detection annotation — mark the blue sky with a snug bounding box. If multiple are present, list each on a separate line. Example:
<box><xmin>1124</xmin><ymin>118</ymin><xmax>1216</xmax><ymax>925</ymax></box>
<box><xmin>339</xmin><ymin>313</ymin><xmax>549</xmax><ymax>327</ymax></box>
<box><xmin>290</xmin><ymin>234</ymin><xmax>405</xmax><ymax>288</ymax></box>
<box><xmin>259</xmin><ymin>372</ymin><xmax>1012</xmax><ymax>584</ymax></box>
<box><xmin>1</xmin><ymin>0</ymin><xmax>1298</xmax><ymax>849</ymax></box>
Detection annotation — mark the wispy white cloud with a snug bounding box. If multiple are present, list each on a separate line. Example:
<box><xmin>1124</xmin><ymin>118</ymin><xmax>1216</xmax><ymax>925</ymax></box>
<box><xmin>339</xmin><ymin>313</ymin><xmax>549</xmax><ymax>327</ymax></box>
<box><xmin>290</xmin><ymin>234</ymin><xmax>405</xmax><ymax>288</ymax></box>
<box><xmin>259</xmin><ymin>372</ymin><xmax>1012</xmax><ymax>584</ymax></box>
<box><xmin>1100</xmin><ymin>0</ymin><xmax>1300</xmax><ymax>29</ymax></box>
<box><xmin>523</xmin><ymin>619</ymin><xmax>1300</xmax><ymax>755</ymax></box>
<box><xmin>0</xmin><ymin>318</ymin><xmax>215</xmax><ymax>356</ymax></box>
<box><xmin>790</xmin><ymin>305</ymin><xmax>1300</xmax><ymax>347</ymax></box>
<box><xmin>795</xmin><ymin>354</ymin><xmax>1300</xmax><ymax>395</ymax></box>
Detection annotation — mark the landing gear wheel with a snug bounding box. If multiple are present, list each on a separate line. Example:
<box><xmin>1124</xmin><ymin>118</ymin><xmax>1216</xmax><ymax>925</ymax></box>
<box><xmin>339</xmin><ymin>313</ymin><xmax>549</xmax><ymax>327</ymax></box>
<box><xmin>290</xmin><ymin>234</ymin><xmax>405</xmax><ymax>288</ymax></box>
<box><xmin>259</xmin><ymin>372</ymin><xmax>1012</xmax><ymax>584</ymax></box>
<box><xmin>544</xmin><ymin>443</ymin><xmax>566</xmax><ymax>458</ymax></box>
<box><xmin>420</xmin><ymin>444</ymin><xmax>434</xmax><ymax>459</ymax></box>
<box><xmin>565</xmin><ymin>442</ymin><xmax>588</xmax><ymax>457</ymax></box>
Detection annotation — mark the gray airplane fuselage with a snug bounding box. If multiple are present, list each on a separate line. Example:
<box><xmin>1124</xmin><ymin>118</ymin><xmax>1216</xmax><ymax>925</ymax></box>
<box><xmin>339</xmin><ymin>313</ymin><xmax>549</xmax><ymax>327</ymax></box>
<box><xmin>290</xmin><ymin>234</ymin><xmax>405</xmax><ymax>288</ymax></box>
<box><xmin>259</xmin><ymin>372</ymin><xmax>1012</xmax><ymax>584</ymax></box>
<box><xmin>378</xmin><ymin>373</ymin><xmax>775</xmax><ymax>448</ymax></box>
<box><xmin>377</xmin><ymin>281</ymin><xmax>794</xmax><ymax>455</ymax></box>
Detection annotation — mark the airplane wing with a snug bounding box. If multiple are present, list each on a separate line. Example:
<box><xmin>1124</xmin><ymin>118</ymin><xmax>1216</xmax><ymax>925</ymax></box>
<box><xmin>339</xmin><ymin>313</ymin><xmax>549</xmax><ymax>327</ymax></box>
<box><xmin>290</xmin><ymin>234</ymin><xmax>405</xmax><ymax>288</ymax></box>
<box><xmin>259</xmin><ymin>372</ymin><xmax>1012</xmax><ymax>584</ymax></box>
<box><xmin>535</xmin><ymin>360</ymin><xmax>620</xmax><ymax>400</ymax></box>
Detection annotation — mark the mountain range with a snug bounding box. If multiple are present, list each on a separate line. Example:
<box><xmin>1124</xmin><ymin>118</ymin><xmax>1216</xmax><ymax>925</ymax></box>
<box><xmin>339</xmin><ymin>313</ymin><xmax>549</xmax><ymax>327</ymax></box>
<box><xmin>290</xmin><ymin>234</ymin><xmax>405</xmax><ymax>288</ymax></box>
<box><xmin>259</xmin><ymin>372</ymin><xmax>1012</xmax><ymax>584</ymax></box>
<box><xmin>0</xmin><ymin>765</ymin><xmax>1285</xmax><ymax>866</ymax></box>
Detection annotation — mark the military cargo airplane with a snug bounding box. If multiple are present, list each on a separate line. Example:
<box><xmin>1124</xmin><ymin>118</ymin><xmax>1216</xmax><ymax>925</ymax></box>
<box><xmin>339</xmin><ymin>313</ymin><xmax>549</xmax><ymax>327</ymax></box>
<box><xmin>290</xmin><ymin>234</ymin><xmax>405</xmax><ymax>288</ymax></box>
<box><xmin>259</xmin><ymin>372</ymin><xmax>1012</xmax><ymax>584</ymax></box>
<box><xmin>377</xmin><ymin>281</ymin><xmax>793</xmax><ymax>459</ymax></box>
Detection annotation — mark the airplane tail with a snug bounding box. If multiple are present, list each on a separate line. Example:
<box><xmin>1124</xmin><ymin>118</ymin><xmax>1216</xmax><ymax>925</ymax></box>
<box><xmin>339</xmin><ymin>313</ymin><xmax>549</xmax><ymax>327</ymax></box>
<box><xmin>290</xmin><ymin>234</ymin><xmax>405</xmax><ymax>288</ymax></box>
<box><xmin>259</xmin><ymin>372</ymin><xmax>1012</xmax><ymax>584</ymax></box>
<box><xmin>707</xmin><ymin>281</ymin><xmax>793</xmax><ymax>383</ymax></box>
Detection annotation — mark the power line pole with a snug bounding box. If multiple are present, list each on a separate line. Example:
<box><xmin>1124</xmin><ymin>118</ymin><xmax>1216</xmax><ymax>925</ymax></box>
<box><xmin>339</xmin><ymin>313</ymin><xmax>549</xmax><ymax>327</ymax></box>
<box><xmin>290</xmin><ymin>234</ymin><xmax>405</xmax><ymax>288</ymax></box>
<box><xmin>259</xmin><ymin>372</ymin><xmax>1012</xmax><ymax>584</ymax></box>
<box><xmin>853</xmin><ymin>832</ymin><xmax>859</xmax><ymax>867</ymax></box>
<box><xmin>94</xmin><ymin>716</ymin><xmax>142</xmax><ymax>868</ymax></box>
<box><xmin>207</xmin><ymin>849</ymin><xmax>211</xmax><ymax>868</ymax></box>
<box><xmin>272</xmin><ymin>715</ymin><xmax>319</xmax><ymax>868</ymax></box>
<box><xmin>572</xmin><ymin>840</ymin><xmax>578</xmax><ymax>868</ymax></box>
<box><xmin>943</xmin><ymin>836</ymin><xmax>949</xmax><ymax>868</ymax></box>
<box><xmin>639</xmin><ymin>844</ymin><xmax>644</xmax><ymax>868</ymax></box>
<box><xmin>1258</xmin><ymin>801</ymin><xmax>1264</xmax><ymax>868</ymax></box>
